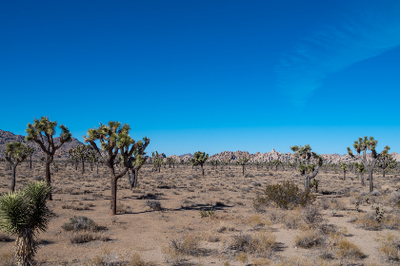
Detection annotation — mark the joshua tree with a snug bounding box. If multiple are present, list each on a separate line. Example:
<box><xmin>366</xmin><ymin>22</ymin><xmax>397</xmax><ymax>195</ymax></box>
<box><xmin>290</xmin><ymin>144</ymin><xmax>323</xmax><ymax>189</ymax></box>
<box><xmin>84</xmin><ymin>121</ymin><xmax>150</xmax><ymax>215</ymax></box>
<box><xmin>25</xmin><ymin>117</ymin><xmax>72</xmax><ymax>200</ymax></box>
<box><xmin>347</xmin><ymin>136</ymin><xmax>390</xmax><ymax>192</ymax></box>
<box><xmin>339</xmin><ymin>162</ymin><xmax>347</xmax><ymax>180</ymax></box>
<box><xmin>68</xmin><ymin>144</ymin><xmax>92</xmax><ymax>175</ymax></box>
<box><xmin>0</xmin><ymin>181</ymin><xmax>51</xmax><ymax>266</ymax></box>
<box><xmin>4</xmin><ymin>142</ymin><xmax>30</xmax><ymax>192</ymax></box>
<box><xmin>354</xmin><ymin>162</ymin><xmax>366</xmax><ymax>186</ymax></box>
<box><xmin>271</xmin><ymin>160</ymin><xmax>282</xmax><ymax>171</ymax></box>
<box><xmin>236</xmin><ymin>157</ymin><xmax>249</xmax><ymax>176</ymax></box>
<box><xmin>152</xmin><ymin>151</ymin><xmax>163</xmax><ymax>172</ymax></box>
<box><xmin>190</xmin><ymin>151</ymin><xmax>209</xmax><ymax>177</ymax></box>
<box><xmin>166</xmin><ymin>157</ymin><xmax>176</xmax><ymax>168</ymax></box>
<box><xmin>209</xmin><ymin>159</ymin><xmax>219</xmax><ymax>169</ymax></box>
<box><xmin>127</xmin><ymin>142</ymin><xmax>148</xmax><ymax>189</ymax></box>
<box><xmin>26</xmin><ymin>147</ymin><xmax>35</xmax><ymax>169</ymax></box>
<box><xmin>377</xmin><ymin>153</ymin><xmax>397</xmax><ymax>178</ymax></box>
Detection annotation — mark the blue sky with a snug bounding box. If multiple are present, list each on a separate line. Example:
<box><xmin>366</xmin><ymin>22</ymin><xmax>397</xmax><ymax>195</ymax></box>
<box><xmin>1</xmin><ymin>0</ymin><xmax>399</xmax><ymax>156</ymax></box>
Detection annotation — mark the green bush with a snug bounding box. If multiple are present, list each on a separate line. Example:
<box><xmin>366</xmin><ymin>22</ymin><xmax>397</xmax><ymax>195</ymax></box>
<box><xmin>256</xmin><ymin>181</ymin><xmax>315</xmax><ymax>209</ymax></box>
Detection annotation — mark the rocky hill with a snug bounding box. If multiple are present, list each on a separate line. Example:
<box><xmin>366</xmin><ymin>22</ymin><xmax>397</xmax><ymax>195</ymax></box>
<box><xmin>206</xmin><ymin>149</ymin><xmax>400</xmax><ymax>164</ymax></box>
<box><xmin>0</xmin><ymin>129</ymin><xmax>83</xmax><ymax>160</ymax></box>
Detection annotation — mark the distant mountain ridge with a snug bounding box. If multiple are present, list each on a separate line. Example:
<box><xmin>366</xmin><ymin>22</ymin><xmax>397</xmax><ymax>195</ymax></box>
<box><xmin>0</xmin><ymin>129</ymin><xmax>83</xmax><ymax>159</ymax></box>
<box><xmin>2</xmin><ymin>129</ymin><xmax>399</xmax><ymax>163</ymax></box>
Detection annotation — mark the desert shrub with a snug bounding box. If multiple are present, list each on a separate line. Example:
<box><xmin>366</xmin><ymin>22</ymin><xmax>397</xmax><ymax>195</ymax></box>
<box><xmin>330</xmin><ymin>198</ymin><xmax>347</xmax><ymax>211</ymax></box>
<box><xmin>70</xmin><ymin>233</ymin><xmax>95</xmax><ymax>244</ymax></box>
<box><xmin>225</xmin><ymin>232</ymin><xmax>276</xmax><ymax>258</ymax></box>
<box><xmin>256</xmin><ymin>181</ymin><xmax>315</xmax><ymax>209</ymax></box>
<box><xmin>301</xmin><ymin>206</ymin><xmax>323</xmax><ymax>227</ymax></box>
<box><xmin>145</xmin><ymin>200</ymin><xmax>163</xmax><ymax>211</ymax></box>
<box><xmin>376</xmin><ymin>233</ymin><xmax>400</xmax><ymax>261</ymax></box>
<box><xmin>62</xmin><ymin>216</ymin><xmax>100</xmax><ymax>232</ymax></box>
<box><xmin>282</xmin><ymin>209</ymin><xmax>302</xmax><ymax>229</ymax></box>
<box><xmin>294</xmin><ymin>230</ymin><xmax>325</xmax><ymax>248</ymax></box>
<box><xmin>162</xmin><ymin>235</ymin><xmax>200</xmax><ymax>265</ymax></box>
<box><xmin>319</xmin><ymin>198</ymin><xmax>331</xmax><ymax>210</ymax></box>
<box><xmin>199</xmin><ymin>209</ymin><xmax>215</xmax><ymax>218</ymax></box>
<box><xmin>332</xmin><ymin>234</ymin><xmax>365</xmax><ymax>260</ymax></box>
<box><xmin>87</xmin><ymin>250</ymin><xmax>153</xmax><ymax>266</ymax></box>
<box><xmin>251</xmin><ymin>231</ymin><xmax>277</xmax><ymax>257</ymax></box>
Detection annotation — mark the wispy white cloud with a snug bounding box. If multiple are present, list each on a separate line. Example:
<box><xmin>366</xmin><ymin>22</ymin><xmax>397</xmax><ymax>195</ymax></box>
<box><xmin>276</xmin><ymin>1</ymin><xmax>400</xmax><ymax>106</ymax></box>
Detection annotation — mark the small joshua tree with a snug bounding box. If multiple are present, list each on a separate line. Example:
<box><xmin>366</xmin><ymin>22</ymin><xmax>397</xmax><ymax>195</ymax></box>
<box><xmin>25</xmin><ymin>117</ymin><xmax>72</xmax><ymax>200</ymax></box>
<box><xmin>152</xmin><ymin>151</ymin><xmax>163</xmax><ymax>172</ymax></box>
<box><xmin>236</xmin><ymin>157</ymin><xmax>249</xmax><ymax>176</ymax></box>
<box><xmin>339</xmin><ymin>162</ymin><xmax>347</xmax><ymax>180</ymax></box>
<box><xmin>26</xmin><ymin>147</ymin><xmax>35</xmax><ymax>170</ymax></box>
<box><xmin>190</xmin><ymin>151</ymin><xmax>209</xmax><ymax>177</ymax></box>
<box><xmin>347</xmin><ymin>136</ymin><xmax>390</xmax><ymax>192</ymax></box>
<box><xmin>354</xmin><ymin>162</ymin><xmax>366</xmax><ymax>186</ymax></box>
<box><xmin>377</xmin><ymin>153</ymin><xmax>397</xmax><ymax>178</ymax></box>
<box><xmin>84</xmin><ymin>121</ymin><xmax>150</xmax><ymax>215</ymax></box>
<box><xmin>0</xmin><ymin>181</ymin><xmax>51</xmax><ymax>266</ymax></box>
<box><xmin>271</xmin><ymin>159</ymin><xmax>282</xmax><ymax>171</ymax></box>
<box><xmin>166</xmin><ymin>157</ymin><xmax>175</xmax><ymax>168</ymax></box>
<box><xmin>4</xmin><ymin>142</ymin><xmax>30</xmax><ymax>192</ymax></box>
<box><xmin>290</xmin><ymin>144</ymin><xmax>323</xmax><ymax>189</ymax></box>
<box><xmin>68</xmin><ymin>144</ymin><xmax>92</xmax><ymax>175</ymax></box>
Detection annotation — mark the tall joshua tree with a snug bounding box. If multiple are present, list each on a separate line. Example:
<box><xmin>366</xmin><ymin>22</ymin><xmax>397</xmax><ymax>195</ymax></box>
<box><xmin>190</xmin><ymin>151</ymin><xmax>209</xmax><ymax>177</ymax></box>
<box><xmin>84</xmin><ymin>121</ymin><xmax>150</xmax><ymax>215</ymax></box>
<box><xmin>347</xmin><ymin>136</ymin><xmax>390</xmax><ymax>192</ymax></box>
<box><xmin>290</xmin><ymin>144</ymin><xmax>323</xmax><ymax>189</ymax></box>
<box><xmin>236</xmin><ymin>157</ymin><xmax>249</xmax><ymax>176</ymax></box>
<box><xmin>339</xmin><ymin>162</ymin><xmax>347</xmax><ymax>180</ymax></box>
<box><xmin>25</xmin><ymin>117</ymin><xmax>72</xmax><ymax>200</ymax></box>
<box><xmin>4</xmin><ymin>142</ymin><xmax>30</xmax><ymax>192</ymax></box>
<box><xmin>0</xmin><ymin>181</ymin><xmax>51</xmax><ymax>266</ymax></box>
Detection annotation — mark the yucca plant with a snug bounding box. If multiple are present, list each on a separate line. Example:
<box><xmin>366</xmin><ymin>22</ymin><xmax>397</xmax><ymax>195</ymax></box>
<box><xmin>0</xmin><ymin>181</ymin><xmax>51</xmax><ymax>266</ymax></box>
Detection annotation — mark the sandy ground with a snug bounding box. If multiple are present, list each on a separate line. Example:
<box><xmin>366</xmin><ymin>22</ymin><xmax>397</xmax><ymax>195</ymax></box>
<box><xmin>1</xmin><ymin>162</ymin><xmax>400</xmax><ymax>266</ymax></box>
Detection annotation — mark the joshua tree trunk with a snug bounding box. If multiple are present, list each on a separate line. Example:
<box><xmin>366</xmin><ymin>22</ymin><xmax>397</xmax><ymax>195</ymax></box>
<box><xmin>343</xmin><ymin>170</ymin><xmax>346</xmax><ymax>180</ymax></box>
<box><xmin>383</xmin><ymin>170</ymin><xmax>386</xmax><ymax>178</ymax></box>
<box><xmin>128</xmin><ymin>168</ymin><xmax>139</xmax><ymax>188</ymax></box>
<box><xmin>369</xmin><ymin>170</ymin><xmax>373</xmax><ymax>192</ymax></box>
<box><xmin>29</xmin><ymin>155</ymin><xmax>32</xmax><ymax>169</ymax></box>
<box><xmin>11</xmin><ymin>164</ymin><xmax>17</xmax><ymax>192</ymax></box>
<box><xmin>360</xmin><ymin>172</ymin><xmax>365</xmax><ymax>186</ymax></box>
<box><xmin>242</xmin><ymin>165</ymin><xmax>245</xmax><ymax>176</ymax></box>
<box><xmin>81</xmin><ymin>159</ymin><xmax>85</xmax><ymax>175</ymax></box>
<box><xmin>110</xmin><ymin>174</ymin><xmax>118</xmax><ymax>215</ymax></box>
<box><xmin>305</xmin><ymin>176</ymin><xmax>310</xmax><ymax>190</ymax></box>
<box><xmin>15</xmin><ymin>229</ymin><xmax>35</xmax><ymax>266</ymax></box>
<box><xmin>45</xmin><ymin>155</ymin><xmax>53</xmax><ymax>200</ymax></box>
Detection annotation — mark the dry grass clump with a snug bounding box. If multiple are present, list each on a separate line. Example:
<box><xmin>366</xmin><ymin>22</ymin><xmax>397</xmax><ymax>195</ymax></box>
<box><xmin>331</xmin><ymin>234</ymin><xmax>365</xmax><ymax>260</ymax></box>
<box><xmin>145</xmin><ymin>200</ymin><xmax>163</xmax><ymax>211</ymax></box>
<box><xmin>301</xmin><ymin>206</ymin><xmax>323</xmax><ymax>227</ymax></box>
<box><xmin>87</xmin><ymin>250</ymin><xmax>153</xmax><ymax>266</ymax></box>
<box><xmin>271</xmin><ymin>256</ymin><xmax>333</xmax><ymax>266</ymax></box>
<box><xmin>294</xmin><ymin>229</ymin><xmax>325</xmax><ymax>248</ymax></box>
<box><xmin>162</xmin><ymin>235</ymin><xmax>201</xmax><ymax>265</ymax></box>
<box><xmin>282</xmin><ymin>209</ymin><xmax>302</xmax><ymax>229</ymax></box>
<box><xmin>62</xmin><ymin>216</ymin><xmax>102</xmax><ymax>232</ymax></box>
<box><xmin>377</xmin><ymin>233</ymin><xmax>400</xmax><ymax>261</ymax></box>
<box><xmin>224</xmin><ymin>231</ymin><xmax>277</xmax><ymax>258</ymax></box>
<box><xmin>70</xmin><ymin>233</ymin><xmax>111</xmax><ymax>244</ymax></box>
